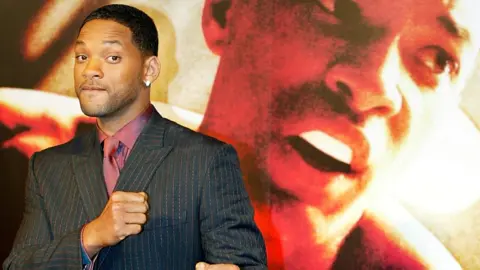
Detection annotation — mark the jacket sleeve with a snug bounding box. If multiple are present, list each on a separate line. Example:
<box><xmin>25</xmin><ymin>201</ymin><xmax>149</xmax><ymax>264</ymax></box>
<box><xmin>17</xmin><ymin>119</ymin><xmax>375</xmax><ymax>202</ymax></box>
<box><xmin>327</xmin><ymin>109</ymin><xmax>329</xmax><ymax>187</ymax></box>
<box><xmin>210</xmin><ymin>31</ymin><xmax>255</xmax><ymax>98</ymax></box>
<box><xmin>200</xmin><ymin>144</ymin><xmax>268</xmax><ymax>270</ymax></box>
<box><xmin>3</xmin><ymin>152</ymin><xmax>83</xmax><ymax>270</ymax></box>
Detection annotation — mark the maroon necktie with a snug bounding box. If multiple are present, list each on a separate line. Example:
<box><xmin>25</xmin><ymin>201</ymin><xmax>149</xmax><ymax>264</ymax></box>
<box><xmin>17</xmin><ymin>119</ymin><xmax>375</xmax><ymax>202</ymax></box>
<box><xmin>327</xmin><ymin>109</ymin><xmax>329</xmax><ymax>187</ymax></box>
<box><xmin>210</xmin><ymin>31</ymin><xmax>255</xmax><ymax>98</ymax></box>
<box><xmin>103</xmin><ymin>137</ymin><xmax>120</xmax><ymax>196</ymax></box>
<box><xmin>83</xmin><ymin>138</ymin><xmax>120</xmax><ymax>269</ymax></box>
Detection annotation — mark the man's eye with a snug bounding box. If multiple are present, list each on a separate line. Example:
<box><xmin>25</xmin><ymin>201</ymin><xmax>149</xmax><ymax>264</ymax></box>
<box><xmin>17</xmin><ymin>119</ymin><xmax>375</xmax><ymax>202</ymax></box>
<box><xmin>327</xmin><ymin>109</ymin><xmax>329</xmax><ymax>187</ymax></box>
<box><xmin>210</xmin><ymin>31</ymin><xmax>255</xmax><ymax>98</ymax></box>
<box><xmin>107</xmin><ymin>56</ymin><xmax>121</xmax><ymax>63</ymax></box>
<box><xmin>75</xmin><ymin>55</ymin><xmax>87</xmax><ymax>62</ymax></box>
<box><xmin>416</xmin><ymin>46</ymin><xmax>459</xmax><ymax>76</ymax></box>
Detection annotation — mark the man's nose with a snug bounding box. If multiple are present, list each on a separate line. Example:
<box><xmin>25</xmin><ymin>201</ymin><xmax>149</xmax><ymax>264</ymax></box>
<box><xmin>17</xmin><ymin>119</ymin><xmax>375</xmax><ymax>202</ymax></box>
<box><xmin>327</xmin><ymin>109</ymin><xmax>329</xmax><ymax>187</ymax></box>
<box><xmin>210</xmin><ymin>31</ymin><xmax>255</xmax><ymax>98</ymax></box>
<box><xmin>82</xmin><ymin>59</ymin><xmax>104</xmax><ymax>80</ymax></box>
<box><xmin>324</xmin><ymin>48</ymin><xmax>403</xmax><ymax>120</ymax></box>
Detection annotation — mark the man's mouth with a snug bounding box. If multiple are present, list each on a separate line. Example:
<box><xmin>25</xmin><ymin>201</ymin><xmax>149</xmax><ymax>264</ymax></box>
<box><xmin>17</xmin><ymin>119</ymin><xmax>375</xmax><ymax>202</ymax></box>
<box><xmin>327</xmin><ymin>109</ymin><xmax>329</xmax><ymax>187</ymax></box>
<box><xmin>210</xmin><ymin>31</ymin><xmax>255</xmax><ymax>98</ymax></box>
<box><xmin>287</xmin><ymin>130</ymin><xmax>354</xmax><ymax>173</ymax></box>
<box><xmin>81</xmin><ymin>85</ymin><xmax>106</xmax><ymax>91</ymax></box>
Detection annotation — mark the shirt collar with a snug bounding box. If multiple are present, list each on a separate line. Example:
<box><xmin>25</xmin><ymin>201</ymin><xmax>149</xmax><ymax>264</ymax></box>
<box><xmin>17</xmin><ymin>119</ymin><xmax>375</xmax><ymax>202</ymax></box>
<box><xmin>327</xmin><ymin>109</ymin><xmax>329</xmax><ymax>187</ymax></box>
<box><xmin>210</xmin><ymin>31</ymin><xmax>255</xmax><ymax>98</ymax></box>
<box><xmin>97</xmin><ymin>104</ymin><xmax>154</xmax><ymax>149</ymax></box>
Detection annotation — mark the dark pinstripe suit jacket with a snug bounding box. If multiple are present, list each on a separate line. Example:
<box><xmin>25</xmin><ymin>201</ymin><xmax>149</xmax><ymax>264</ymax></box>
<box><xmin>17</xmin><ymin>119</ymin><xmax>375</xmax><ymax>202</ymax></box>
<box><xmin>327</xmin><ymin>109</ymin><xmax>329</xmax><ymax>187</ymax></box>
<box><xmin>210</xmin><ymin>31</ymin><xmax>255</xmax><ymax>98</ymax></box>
<box><xmin>3</xmin><ymin>110</ymin><xmax>267</xmax><ymax>269</ymax></box>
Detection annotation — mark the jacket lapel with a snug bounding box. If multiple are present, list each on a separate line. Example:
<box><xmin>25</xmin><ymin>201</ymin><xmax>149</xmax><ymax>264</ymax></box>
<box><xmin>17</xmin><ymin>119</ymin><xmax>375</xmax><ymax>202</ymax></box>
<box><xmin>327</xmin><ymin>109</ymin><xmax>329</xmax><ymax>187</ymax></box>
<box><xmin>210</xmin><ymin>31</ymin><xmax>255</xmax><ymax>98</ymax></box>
<box><xmin>71</xmin><ymin>131</ymin><xmax>108</xmax><ymax>221</ymax></box>
<box><xmin>94</xmin><ymin>110</ymin><xmax>173</xmax><ymax>269</ymax></box>
<box><xmin>114</xmin><ymin>110</ymin><xmax>173</xmax><ymax>193</ymax></box>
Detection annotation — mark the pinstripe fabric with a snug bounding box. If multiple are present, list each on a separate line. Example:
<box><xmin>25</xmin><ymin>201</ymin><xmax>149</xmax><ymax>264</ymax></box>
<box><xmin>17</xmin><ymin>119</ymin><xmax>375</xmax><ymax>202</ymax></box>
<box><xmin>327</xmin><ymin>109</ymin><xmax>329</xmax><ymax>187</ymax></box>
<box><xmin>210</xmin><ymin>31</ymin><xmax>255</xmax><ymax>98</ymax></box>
<box><xmin>3</xmin><ymin>110</ymin><xmax>267</xmax><ymax>270</ymax></box>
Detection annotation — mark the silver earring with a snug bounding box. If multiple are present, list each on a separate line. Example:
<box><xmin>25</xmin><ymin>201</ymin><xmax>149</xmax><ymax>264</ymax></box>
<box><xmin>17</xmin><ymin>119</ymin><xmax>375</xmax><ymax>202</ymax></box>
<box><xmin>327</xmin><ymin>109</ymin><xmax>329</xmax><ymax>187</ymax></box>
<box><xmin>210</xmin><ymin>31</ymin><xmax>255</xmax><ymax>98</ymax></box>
<box><xmin>144</xmin><ymin>80</ymin><xmax>151</xmax><ymax>87</ymax></box>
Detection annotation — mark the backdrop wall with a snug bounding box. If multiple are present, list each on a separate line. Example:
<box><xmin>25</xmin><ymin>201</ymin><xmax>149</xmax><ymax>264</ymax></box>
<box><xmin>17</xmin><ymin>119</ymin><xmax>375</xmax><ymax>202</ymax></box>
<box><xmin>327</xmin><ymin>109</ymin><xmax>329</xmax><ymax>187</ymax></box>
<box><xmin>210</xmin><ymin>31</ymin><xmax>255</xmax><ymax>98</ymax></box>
<box><xmin>1</xmin><ymin>1</ymin><xmax>480</xmax><ymax>269</ymax></box>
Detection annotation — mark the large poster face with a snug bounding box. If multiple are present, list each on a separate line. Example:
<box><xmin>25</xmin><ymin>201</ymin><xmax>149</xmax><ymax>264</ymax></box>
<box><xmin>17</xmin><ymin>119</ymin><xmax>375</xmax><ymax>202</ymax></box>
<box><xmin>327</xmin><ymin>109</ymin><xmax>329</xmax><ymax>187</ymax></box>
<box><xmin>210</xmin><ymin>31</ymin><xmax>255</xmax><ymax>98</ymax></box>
<box><xmin>2</xmin><ymin>0</ymin><xmax>480</xmax><ymax>269</ymax></box>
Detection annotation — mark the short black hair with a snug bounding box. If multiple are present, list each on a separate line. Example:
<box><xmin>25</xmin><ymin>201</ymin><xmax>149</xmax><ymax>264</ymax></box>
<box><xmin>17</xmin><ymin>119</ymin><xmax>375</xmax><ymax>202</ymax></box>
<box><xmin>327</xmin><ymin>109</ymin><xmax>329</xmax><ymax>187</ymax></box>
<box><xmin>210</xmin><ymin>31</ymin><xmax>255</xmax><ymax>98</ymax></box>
<box><xmin>80</xmin><ymin>4</ymin><xmax>158</xmax><ymax>56</ymax></box>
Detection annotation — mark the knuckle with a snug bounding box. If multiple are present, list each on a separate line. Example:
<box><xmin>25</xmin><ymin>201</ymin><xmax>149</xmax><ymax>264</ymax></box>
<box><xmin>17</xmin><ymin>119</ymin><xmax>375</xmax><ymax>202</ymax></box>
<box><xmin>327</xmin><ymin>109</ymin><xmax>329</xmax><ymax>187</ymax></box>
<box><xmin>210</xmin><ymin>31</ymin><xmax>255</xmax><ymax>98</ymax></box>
<box><xmin>112</xmin><ymin>202</ymin><xmax>123</xmax><ymax>212</ymax></box>
<box><xmin>111</xmin><ymin>192</ymin><xmax>120</xmax><ymax>201</ymax></box>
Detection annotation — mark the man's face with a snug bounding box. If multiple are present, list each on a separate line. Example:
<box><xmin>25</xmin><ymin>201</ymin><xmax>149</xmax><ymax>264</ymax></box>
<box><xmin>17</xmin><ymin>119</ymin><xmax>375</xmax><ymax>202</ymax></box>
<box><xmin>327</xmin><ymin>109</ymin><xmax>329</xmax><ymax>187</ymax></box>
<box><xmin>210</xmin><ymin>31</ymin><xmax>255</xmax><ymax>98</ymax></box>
<box><xmin>204</xmin><ymin>0</ymin><xmax>480</xmax><ymax>226</ymax></box>
<box><xmin>74</xmin><ymin>19</ymin><xmax>144</xmax><ymax>118</ymax></box>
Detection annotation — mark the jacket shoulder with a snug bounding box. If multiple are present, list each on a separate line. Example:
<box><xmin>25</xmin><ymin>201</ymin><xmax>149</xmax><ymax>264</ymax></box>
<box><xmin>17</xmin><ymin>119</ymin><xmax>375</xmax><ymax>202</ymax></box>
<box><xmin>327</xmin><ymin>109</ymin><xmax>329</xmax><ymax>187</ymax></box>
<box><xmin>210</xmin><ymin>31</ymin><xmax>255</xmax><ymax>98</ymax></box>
<box><xmin>34</xmin><ymin>130</ymin><xmax>94</xmax><ymax>159</ymax></box>
<box><xmin>163</xmin><ymin>118</ymin><xmax>226</xmax><ymax>150</ymax></box>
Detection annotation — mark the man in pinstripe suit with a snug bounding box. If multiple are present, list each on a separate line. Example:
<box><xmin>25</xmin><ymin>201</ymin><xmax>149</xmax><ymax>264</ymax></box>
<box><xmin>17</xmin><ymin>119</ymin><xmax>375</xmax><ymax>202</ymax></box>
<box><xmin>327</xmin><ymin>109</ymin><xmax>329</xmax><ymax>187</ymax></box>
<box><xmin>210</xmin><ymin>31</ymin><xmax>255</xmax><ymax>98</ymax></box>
<box><xmin>3</xmin><ymin>4</ymin><xmax>267</xmax><ymax>270</ymax></box>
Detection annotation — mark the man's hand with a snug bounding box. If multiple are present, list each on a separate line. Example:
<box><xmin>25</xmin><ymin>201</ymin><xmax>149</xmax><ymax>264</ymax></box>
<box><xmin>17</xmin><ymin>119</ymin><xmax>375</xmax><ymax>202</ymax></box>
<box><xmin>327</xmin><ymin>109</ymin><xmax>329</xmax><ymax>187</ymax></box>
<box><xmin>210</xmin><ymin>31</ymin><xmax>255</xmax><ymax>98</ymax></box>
<box><xmin>195</xmin><ymin>262</ymin><xmax>240</xmax><ymax>270</ymax></box>
<box><xmin>82</xmin><ymin>191</ymin><xmax>149</xmax><ymax>257</ymax></box>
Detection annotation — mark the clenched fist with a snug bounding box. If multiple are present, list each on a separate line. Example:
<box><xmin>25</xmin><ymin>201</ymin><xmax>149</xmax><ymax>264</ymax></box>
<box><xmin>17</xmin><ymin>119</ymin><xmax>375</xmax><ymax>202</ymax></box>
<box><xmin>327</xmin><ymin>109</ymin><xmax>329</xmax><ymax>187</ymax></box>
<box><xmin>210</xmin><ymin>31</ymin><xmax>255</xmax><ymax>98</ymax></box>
<box><xmin>82</xmin><ymin>191</ymin><xmax>149</xmax><ymax>257</ymax></box>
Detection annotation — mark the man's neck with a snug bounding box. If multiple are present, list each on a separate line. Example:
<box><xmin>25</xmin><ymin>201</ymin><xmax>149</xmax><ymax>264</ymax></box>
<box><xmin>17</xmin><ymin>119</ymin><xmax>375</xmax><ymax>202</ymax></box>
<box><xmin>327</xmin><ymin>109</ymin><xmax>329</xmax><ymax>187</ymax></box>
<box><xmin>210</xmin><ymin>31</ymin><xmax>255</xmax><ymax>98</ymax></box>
<box><xmin>97</xmin><ymin>102</ymin><xmax>150</xmax><ymax>136</ymax></box>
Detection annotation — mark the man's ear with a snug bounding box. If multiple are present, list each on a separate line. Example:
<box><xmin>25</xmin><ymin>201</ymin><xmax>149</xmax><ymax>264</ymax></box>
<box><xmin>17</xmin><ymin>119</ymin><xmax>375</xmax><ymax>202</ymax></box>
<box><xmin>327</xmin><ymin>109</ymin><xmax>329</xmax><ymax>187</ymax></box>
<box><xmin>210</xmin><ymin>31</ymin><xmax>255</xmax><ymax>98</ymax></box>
<box><xmin>143</xmin><ymin>56</ymin><xmax>160</xmax><ymax>87</ymax></box>
<box><xmin>202</xmin><ymin>0</ymin><xmax>233</xmax><ymax>55</ymax></box>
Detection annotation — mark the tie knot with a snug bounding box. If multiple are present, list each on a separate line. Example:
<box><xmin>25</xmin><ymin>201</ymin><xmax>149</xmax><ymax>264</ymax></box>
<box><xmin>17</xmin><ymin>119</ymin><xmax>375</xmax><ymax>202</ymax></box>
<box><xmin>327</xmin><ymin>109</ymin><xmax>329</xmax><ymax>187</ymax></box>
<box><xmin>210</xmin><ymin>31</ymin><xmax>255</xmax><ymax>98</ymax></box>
<box><xmin>103</xmin><ymin>137</ymin><xmax>120</xmax><ymax>159</ymax></box>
